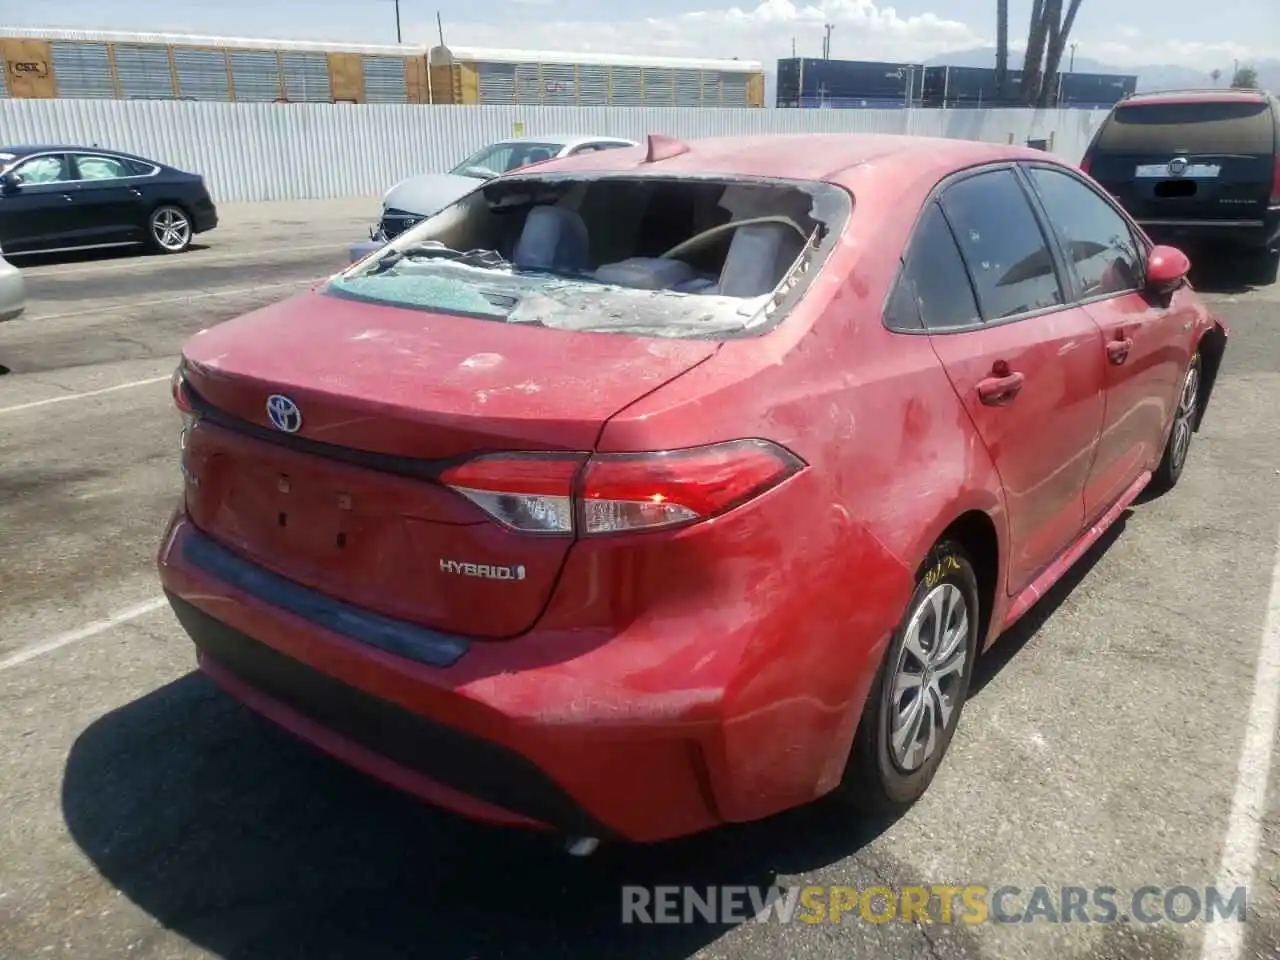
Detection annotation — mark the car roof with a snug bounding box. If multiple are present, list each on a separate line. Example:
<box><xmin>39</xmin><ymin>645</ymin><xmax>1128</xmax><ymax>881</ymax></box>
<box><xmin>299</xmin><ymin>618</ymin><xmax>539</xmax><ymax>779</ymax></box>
<box><xmin>492</xmin><ymin>135</ymin><xmax>635</xmax><ymax>148</ymax></box>
<box><xmin>1119</xmin><ymin>88</ymin><xmax>1272</xmax><ymax>107</ymax></box>
<box><xmin>511</xmin><ymin>133</ymin><xmax>1058</xmax><ymax>185</ymax></box>
<box><xmin>0</xmin><ymin>144</ymin><xmax>162</xmax><ymax>163</ymax></box>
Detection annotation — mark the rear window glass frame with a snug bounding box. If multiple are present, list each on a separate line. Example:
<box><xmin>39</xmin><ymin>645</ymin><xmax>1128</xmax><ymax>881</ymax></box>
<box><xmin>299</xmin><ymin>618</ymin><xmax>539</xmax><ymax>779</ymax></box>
<box><xmin>328</xmin><ymin>172</ymin><xmax>855</xmax><ymax>342</ymax></box>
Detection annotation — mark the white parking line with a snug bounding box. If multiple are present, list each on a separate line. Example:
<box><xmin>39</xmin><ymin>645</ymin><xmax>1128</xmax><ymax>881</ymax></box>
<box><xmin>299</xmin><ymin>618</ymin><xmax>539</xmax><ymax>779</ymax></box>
<box><xmin>20</xmin><ymin>241</ymin><xmax>347</xmax><ymax>278</ymax></box>
<box><xmin>0</xmin><ymin>598</ymin><xmax>168</xmax><ymax>673</ymax></box>
<box><xmin>26</xmin><ymin>277</ymin><xmax>320</xmax><ymax>322</ymax></box>
<box><xmin>1200</xmin><ymin>526</ymin><xmax>1280</xmax><ymax>960</ymax></box>
<box><xmin>0</xmin><ymin>374</ymin><xmax>170</xmax><ymax>416</ymax></box>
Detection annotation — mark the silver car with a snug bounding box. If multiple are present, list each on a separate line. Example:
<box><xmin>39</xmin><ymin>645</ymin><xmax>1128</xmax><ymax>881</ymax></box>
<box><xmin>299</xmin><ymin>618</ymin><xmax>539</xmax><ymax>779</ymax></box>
<box><xmin>0</xmin><ymin>245</ymin><xmax>24</xmax><ymax>322</ymax></box>
<box><xmin>349</xmin><ymin>135</ymin><xmax>636</xmax><ymax>262</ymax></box>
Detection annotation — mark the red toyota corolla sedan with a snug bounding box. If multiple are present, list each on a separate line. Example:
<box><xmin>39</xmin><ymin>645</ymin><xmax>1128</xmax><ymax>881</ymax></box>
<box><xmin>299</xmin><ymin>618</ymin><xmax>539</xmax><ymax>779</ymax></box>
<box><xmin>158</xmin><ymin>133</ymin><xmax>1228</xmax><ymax>846</ymax></box>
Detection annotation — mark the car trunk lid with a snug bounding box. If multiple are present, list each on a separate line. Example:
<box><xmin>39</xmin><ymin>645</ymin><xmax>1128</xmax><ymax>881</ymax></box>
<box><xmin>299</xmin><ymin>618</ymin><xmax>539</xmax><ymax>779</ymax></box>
<box><xmin>179</xmin><ymin>290</ymin><xmax>718</xmax><ymax>639</ymax></box>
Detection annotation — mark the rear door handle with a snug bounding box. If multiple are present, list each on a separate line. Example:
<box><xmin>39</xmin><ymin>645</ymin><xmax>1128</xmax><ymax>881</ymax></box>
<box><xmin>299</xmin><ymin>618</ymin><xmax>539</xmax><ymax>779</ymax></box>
<box><xmin>129</xmin><ymin>188</ymin><xmax>143</xmax><ymax>197</ymax></box>
<box><xmin>61</xmin><ymin>193</ymin><xmax>75</xmax><ymax>202</ymax></box>
<box><xmin>1107</xmin><ymin>337</ymin><xmax>1134</xmax><ymax>364</ymax></box>
<box><xmin>977</xmin><ymin>371</ymin><xmax>1025</xmax><ymax>405</ymax></box>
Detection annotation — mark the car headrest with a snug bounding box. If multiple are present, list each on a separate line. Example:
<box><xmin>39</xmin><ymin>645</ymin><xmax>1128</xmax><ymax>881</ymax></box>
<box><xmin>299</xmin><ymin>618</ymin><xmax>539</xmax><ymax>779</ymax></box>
<box><xmin>512</xmin><ymin>205</ymin><xmax>590</xmax><ymax>274</ymax></box>
<box><xmin>718</xmin><ymin>222</ymin><xmax>807</xmax><ymax>298</ymax></box>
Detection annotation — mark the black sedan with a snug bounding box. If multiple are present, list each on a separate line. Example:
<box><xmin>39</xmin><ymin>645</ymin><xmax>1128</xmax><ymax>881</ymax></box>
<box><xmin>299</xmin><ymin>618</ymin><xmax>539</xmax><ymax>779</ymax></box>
<box><xmin>0</xmin><ymin>145</ymin><xmax>218</xmax><ymax>257</ymax></box>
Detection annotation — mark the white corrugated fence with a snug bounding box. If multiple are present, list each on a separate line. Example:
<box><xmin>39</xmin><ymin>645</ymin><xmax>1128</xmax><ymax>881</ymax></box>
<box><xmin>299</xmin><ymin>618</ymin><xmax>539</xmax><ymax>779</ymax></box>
<box><xmin>0</xmin><ymin>99</ymin><xmax>1108</xmax><ymax>204</ymax></box>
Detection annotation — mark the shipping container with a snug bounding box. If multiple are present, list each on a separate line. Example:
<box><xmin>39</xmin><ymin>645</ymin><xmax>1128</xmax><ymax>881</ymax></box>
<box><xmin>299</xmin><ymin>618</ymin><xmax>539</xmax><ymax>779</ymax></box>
<box><xmin>1057</xmin><ymin>71</ymin><xmax>1137</xmax><ymax>107</ymax></box>
<box><xmin>921</xmin><ymin>65</ymin><xmax>1031</xmax><ymax>107</ymax></box>
<box><xmin>776</xmin><ymin>57</ymin><xmax>923</xmax><ymax>107</ymax></box>
<box><xmin>0</xmin><ymin>27</ymin><xmax>765</xmax><ymax>106</ymax></box>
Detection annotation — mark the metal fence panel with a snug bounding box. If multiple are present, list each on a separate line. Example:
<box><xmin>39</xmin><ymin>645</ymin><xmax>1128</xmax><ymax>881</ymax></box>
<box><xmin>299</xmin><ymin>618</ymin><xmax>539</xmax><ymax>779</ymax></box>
<box><xmin>0</xmin><ymin>98</ymin><xmax>1107</xmax><ymax>203</ymax></box>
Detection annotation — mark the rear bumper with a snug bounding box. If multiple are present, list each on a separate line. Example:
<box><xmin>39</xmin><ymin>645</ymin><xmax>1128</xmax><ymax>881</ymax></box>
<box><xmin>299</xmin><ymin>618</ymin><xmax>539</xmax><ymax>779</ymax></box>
<box><xmin>157</xmin><ymin>511</ymin><xmax>897</xmax><ymax>842</ymax></box>
<box><xmin>192</xmin><ymin>200</ymin><xmax>219</xmax><ymax>234</ymax></box>
<box><xmin>1138</xmin><ymin>208</ymin><xmax>1280</xmax><ymax>249</ymax></box>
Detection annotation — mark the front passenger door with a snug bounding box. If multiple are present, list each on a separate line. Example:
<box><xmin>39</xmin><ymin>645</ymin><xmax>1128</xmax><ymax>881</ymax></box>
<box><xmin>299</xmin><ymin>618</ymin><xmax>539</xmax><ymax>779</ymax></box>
<box><xmin>1021</xmin><ymin>164</ymin><xmax>1191</xmax><ymax>519</ymax></box>
<box><xmin>915</xmin><ymin>167</ymin><xmax>1108</xmax><ymax>597</ymax></box>
<box><xmin>0</xmin><ymin>154</ymin><xmax>79</xmax><ymax>254</ymax></box>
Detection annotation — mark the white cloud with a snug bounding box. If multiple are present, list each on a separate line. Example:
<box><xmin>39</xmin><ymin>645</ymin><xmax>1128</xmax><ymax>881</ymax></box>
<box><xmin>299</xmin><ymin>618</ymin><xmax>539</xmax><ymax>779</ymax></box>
<box><xmin>1085</xmin><ymin>38</ymin><xmax>1259</xmax><ymax>72</ymax></box>
<box><xmin>420</xmin><ymin>0</ymin><xmax>984</xmax><ymax>67</ymax></box>
<box><xmin>419</xmin><ymin>0</ymin><xmax>1273</xmax><ymax>73</ymax></box>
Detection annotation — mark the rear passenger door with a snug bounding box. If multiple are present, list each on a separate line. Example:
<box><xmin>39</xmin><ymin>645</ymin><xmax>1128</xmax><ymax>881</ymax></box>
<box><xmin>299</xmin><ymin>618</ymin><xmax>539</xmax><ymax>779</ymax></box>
<box><xmin>68</xmin><ymin>153</ymin><xmax>150</xmax><ymax>246</ymax></box>
<box><xmin>903</xmin><ymin>167</ymin><xmax>1108</xmax><ymax>597</ymax></box>
<box><xmin>1022</xmin><ymin>163</ymin><xmax>1192</xmax><ymax>518</ymax></box>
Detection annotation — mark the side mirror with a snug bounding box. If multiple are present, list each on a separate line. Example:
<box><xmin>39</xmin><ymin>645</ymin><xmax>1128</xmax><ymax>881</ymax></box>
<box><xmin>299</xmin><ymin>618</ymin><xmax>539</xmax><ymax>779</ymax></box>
<box><xmin>0</xmin><ymin>172</ymin><xmax>18</xmax><ymax>195</ymax></box>
<box><xmin>1145</xmin><ymin>244</ymin><xmax>1190</xmax><ymax>294</ymax></box>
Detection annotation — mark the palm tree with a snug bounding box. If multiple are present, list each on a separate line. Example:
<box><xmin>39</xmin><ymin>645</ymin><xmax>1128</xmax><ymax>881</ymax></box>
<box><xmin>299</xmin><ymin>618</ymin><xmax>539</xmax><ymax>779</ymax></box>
<box><xmin>996</xmin><ymin>0</ymin><xmax>1009</xmax><ymax>99</ymax></box>
<box><xmin>1210</xmin><ymin>68</ymin><xmax>1222</xmax><ymax>86</ymax></box>
<box><xmin>1038</xmin><ymin>0</ymin><xmax>1083</xmax><ymax>106</ymax></box>
<box><xmin>1020</xmin><ymin>0</ymin><xmax>1048</xmax><ymax>102</ymax></box>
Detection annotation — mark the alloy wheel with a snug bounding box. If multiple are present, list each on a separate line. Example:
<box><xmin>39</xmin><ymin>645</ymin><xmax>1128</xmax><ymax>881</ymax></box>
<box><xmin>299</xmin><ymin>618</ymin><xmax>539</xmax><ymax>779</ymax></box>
<box><xmin>151</xmin><ymin>207</ymin><xmax>192</xmax><ymax>252</ymax></box>
<box><xmin>888</xmin><ymin>583</ymin><xmax>970</xmax><ymax>773</ymax></box>
<box><xmin>1170</xmin><ymin>362</ymin><xmax>1200</xmax><ymax>473</ymax></box>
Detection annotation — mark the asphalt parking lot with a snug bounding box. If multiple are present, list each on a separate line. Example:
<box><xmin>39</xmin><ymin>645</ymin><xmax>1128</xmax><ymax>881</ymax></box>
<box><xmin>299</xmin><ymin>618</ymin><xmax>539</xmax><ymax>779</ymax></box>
<box><xmin>0</xmin><ymin>200</ymin><xmax>1277</xmax><ymax>960</ymax></box>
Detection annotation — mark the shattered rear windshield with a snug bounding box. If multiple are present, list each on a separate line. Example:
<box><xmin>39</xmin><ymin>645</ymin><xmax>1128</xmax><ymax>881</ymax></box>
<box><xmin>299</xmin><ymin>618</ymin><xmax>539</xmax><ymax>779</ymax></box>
<box><xmin>323</xmin><ymin>174</ymin><xmax>850</xmax><ymax>340</ymax></box>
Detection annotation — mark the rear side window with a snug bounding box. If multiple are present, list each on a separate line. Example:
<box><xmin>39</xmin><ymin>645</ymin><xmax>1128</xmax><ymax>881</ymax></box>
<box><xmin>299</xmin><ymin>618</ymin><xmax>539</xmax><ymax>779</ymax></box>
<box><xmin>1025</xmin><ymin>167</ymin><xmax>1143</xmax><ymax>298</ymax></box>
<box><xmin>1097</xmin><ymin>100</ymin><xmax>1275</xmax><ymax>154</ymax></box>
<box><xmin>887</xmin><ymin>202</ymin><xmax>981</xmax><ymax>331</ymax></box>
<box><xmin>939</xmin><ymin>169</ymin><xmax>1065</xmax><ymax>320</ymax></box>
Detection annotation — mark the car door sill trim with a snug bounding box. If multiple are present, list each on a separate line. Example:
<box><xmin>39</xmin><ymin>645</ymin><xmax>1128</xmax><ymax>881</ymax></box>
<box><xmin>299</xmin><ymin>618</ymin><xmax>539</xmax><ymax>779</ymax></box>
<box><xmin>1000</xmin><ymin>470</ymin><xmax>1151</xmax><ymax>633</ymax></box>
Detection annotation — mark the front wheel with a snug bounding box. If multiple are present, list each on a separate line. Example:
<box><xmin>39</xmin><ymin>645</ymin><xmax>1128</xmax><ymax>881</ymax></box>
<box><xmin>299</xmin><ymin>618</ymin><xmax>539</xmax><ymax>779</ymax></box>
<box><xmin>839</xmin><ymin>540</ymin><xmax>981</xmax><ymax>815</ymax></box>
<box><xmin>1149</xmin><ymin>352</ymin><xmax>1201</xmax><ymax>496</ymax></box>
<box><xmin>147</xmin><ymin>205</ymin><xmax>193</xmax><ymax>254</ymax></box>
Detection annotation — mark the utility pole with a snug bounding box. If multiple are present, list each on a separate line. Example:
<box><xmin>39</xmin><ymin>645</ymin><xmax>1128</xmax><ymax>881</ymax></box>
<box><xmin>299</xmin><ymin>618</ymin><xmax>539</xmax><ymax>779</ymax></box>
<box><xmin>791</xmin><ymin>37</ymin><xmax>796</xmax><ymax>58</ymax></box>
<box><xmin>1068</xmin><ymin>42</ymin><xmax>1077</xmax><ymax>72</ymax></box>
<box><xmin>823</xmin><ymin>23</ymin><xmax>834</xmax><ymax>59</ymax></box>
<box><xmin>394</xmin><ymin>0</ymin><xmax>402</xmax><ymax>43</ymax></box>
<box><xmin>437</xmin><ymin>10</ymin><xmax>446</xmax><ymax>47</ymax></box>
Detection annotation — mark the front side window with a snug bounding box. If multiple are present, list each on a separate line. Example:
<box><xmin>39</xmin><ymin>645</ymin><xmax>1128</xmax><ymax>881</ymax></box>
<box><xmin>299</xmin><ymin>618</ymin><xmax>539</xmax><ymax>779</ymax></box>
<box><xmin>12</xmin><ymin>155</ymin><xmax>70</xmax><ymax>185</ymax></box>
<box><xmin>74</xmin><ymin>155</ymin><xmax>132</xmax><ymax>181</ymax></box>
<box><xmin>449</xmin><ymin>142</ymin><xmax>565</xmax><ymax>179</ymax></box>
<box><xmin>1026</xmin><ymin>166</ymin><xmax>1143</xmax><ymax>298</ymax></box>
<box><xmin>940</xmin><ymin>169</ymin><xmax>1065</xmax><ymax>321</ymax></box>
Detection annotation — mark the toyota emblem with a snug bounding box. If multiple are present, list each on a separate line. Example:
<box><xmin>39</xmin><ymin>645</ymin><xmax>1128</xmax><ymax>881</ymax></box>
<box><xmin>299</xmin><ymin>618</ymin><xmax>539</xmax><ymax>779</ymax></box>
<box><xmin>266</xmin><ymin>394</ymin><xmax>302</xmax><ymax>433</ymax></box>
<box><xmin>1167</xmin><ymin>157</ymin><xmax>1188</xmax><ymax>177</ymax></box>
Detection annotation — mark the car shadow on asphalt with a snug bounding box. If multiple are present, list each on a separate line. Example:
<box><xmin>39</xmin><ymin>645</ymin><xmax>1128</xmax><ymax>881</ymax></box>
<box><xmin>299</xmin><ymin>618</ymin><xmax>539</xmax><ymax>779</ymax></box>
<box><xmin>969</xmin><ymin>512</ymin><xmax>1129</xmax><ymax>698</ymax></box>
<box><xmin>59</xmin><ymin>668</ymin><xmax>918</xmax><ymax>960</ymax></box>
<box><xmin>12</xmin><ymin>243</ymin><xmax>212</xmax><ymax>268</ymax></box>
<box><xmin>1186</xmin><ymin>246</ymin><xmax>1278</xmax><ymax>294</ymax></box>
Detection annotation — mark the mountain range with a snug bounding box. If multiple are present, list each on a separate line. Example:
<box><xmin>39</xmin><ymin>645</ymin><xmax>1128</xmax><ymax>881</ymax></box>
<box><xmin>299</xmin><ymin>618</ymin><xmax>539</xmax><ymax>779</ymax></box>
<box><xmin>923</xmin><ymin>47</ymin><xmax>1280</xmax><ymax>93</ymax></box>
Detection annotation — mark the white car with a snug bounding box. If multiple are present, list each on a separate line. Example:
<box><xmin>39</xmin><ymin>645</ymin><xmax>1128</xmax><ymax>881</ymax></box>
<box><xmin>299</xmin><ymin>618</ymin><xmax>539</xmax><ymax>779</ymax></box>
<box><xmin>0</xmin><ymin>245</ymin><xmax>24</xmax><ymax>322</ymax></box>
<box><xmin>349</xmin><ymin>135</ymin><xmax>637</xmax><ymax>262</ymax></box>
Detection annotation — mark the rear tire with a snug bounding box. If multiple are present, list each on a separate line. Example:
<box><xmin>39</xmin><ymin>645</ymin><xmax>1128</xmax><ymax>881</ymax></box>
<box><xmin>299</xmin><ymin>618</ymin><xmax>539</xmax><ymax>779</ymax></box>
<box><xmin>1149</xmin><ymin>351</ymin><xmax>1201</xmax><ymax>496</ymax></box>
<box><xmin>147</xmin><ymin>204</ymin><xmax>193</xmax><ymax>254</ymax></box>
<box><xmin>838</xmin><ymin>540</ymin><xmax>980</xmax><ymax>816</ymax></box>
<box><xmin>1250</xmin><ymin>246</ymin><xmax>1279</xmax><ymax>286</ymax></box>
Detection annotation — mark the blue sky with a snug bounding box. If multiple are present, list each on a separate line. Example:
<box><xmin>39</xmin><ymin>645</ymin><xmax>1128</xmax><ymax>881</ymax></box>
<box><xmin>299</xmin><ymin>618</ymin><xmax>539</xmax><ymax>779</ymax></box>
<box><xmin>11</xmin><ymin>0</ymin><xmax>1273</xmax><ymax>73</ymax></box>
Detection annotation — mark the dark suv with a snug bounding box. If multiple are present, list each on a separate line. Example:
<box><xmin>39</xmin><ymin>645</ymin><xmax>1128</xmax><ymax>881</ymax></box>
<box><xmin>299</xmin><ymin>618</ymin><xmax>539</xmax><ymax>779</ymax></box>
<box><xmin>1080</xmin><ymin>88</ymin><xmax>1280</xmax><ymax>276</ymax></box>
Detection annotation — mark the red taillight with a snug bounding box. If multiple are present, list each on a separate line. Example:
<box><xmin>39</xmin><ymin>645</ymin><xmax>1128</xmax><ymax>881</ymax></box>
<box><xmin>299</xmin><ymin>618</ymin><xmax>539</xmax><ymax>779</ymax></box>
<box><xmin>1079</xmin><ymin>155</ymin><xmax>1092</xmax><ymax>175</ymax></box>
<box><xmin>171</xmin><ymin>363</ymin><xmax>194</xmax><ymax>413</ymax></box>
<box><xmin>171</xmin><ymin>363</ymin><xmax>199</xmax><ymax>458</ymax></box>
<box><xmin>439</xmin><ymin>439</ymin><xmax>804</xmax><ymax>537</ymax></box>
